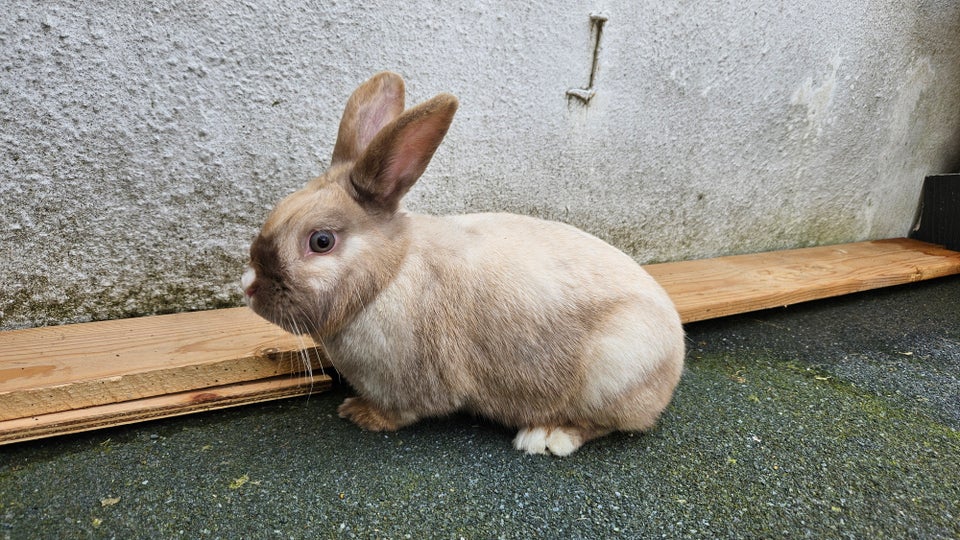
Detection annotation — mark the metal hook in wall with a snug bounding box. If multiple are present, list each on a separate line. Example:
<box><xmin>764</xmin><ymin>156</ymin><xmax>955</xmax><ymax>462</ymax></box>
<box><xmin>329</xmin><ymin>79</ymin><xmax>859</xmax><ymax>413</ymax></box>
<box><xmin>567</xmin><ymin>12</ymin><xmax>608</xmax><ymax>104</ymax></box>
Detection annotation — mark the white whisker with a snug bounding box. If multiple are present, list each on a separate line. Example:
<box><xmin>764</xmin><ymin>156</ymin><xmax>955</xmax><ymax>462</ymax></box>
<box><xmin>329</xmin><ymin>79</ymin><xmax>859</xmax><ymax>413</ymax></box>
<box><xmin>280</xmin><ymin>308</ymin><xmax>297</xmax><ymax>375</ymax></box>
<box><xmin>268</xmin><ymin>300</ymin><xmax>335</xmax><ymax>400</ymax></box>
<box><xmin>284</xmin><ymin>309</ymin><xmax>314</xmax><ymax>400</ymax></box>
<box><xmin>292</xmin><ymin>314</ymin><xmax>314</xmax><ymax>383</ymax></box>
<box><xmin>354</xmin><ymin>288</ymin><xmax>365</xmax><ymax>311</ymax></box>
<box><xmin>295</xmin><ymin>304</ymin><xmax>324</xmax><ymax>396</ymax></box>
<box><xmin>299</xmin><ymin>303</ymin><xmax>329</xmax><ymax>379</ymax></box>
<box><xmin>311</xmin><ymin>334</ymin><xmax>330</xmax><ymax>379</ymax></box>
<box><xmin>271</xmin><ymin>306</ymin><xmax>291</xmax><ymax>375</ymax></box>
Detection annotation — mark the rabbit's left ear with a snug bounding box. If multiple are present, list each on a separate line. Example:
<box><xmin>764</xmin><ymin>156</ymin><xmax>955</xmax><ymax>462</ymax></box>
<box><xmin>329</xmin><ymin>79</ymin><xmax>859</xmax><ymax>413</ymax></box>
<box><xmin>349</xmin><ymin>93</ymin><xmax>458</xmax><ymax>213</ymax></box>
<box><xmin>331</xmin><ymin>72</ymin><xmax>406</xmax><ymax>165</ymax></box>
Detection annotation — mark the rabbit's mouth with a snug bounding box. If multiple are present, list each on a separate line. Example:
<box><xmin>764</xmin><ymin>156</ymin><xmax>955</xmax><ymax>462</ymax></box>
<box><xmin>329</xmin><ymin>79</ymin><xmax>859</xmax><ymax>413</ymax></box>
<box><xmin>242</xmin><ymin>272</ymin><xmax>312</xmax><ymax>335</ymax></box>
<box><xmin>243</xmin><ymin>234</ymin><xmax>316</xmax><ymax>334</ymax></box>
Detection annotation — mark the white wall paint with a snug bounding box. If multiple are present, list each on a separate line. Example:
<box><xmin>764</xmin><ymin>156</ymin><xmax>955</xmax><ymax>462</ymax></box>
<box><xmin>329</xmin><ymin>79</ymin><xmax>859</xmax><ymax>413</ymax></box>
<box><xmin>2</xmin><ymin>0</ymin><xmax>959</xmax><ymax>328</ymax></box>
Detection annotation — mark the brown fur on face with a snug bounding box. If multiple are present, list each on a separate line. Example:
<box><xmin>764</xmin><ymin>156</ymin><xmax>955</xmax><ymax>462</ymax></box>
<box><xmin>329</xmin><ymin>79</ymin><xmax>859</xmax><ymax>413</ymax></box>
<box><xmin>243</xmin><ymin>72</ymin><xmax>685</xmax><ymax>456</ymax></box>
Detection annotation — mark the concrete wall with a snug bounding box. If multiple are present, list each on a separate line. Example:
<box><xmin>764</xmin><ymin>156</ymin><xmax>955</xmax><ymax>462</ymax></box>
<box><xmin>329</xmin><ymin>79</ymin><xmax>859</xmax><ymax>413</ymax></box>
<box><xmin>3</xmin><ymin>0</ymin><xmax>959</xmax><ymax>329</ymax></box>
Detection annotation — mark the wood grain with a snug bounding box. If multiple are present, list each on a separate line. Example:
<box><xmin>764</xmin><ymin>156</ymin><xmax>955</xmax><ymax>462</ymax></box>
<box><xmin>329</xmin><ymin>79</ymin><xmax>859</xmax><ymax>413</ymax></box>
<box><xmin>0</xmin><ymin>307</ymin><xmax>326</xmax><ymax>421</ymax></box>
<box><xmin>646</xmin><ymin>239</ymin><xmax>960</xmax><ymax>323</ymax></box>
<box><xmin>0</xmin><ymin>374</ymin><xmax>331</xmax><ymax>445</ymax></box>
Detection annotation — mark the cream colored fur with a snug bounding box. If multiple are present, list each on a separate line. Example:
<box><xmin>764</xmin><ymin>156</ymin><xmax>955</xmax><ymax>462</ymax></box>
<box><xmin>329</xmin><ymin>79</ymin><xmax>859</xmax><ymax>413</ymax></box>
<box><xmin>243</xmin><ymin>72</ymin><xmax>685</xmax><ymax>456</ymax></box>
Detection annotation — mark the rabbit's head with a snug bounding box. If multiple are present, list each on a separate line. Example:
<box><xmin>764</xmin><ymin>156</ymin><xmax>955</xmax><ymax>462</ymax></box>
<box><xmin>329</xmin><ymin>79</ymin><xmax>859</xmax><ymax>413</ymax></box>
<box><xmin>241</xmin><ymin>72</ymin><xmax>458</xmax><ymax>336</ymax></box>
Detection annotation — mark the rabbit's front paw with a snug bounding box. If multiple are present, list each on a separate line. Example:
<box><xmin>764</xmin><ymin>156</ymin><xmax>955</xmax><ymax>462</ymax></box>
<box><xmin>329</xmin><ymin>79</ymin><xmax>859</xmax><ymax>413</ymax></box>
<box><xmin>337</xmin><ymin>397</ymin><xmax>405</xmax><ymax>431</ymax></box>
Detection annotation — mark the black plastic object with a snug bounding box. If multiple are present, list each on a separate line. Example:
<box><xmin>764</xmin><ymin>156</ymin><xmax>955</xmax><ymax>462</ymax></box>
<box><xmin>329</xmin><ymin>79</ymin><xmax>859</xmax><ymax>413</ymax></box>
<box><xmin>911</xmin><ymin>174</ymin><xmax>960</xmax><ymax>251</ymax></box>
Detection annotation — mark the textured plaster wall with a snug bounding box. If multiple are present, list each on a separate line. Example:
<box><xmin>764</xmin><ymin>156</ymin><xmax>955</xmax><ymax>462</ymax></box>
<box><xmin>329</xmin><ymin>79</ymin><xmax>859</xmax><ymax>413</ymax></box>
<box><xmin>2</xmin><ymin>1</ymin><xmax>960</xmax><ymax>329</ymax></box>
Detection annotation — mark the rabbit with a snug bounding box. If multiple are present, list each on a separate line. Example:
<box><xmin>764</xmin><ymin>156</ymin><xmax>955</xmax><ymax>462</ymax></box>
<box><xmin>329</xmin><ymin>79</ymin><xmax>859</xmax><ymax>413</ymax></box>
<box><xmin>241</xmin><ymin>71</ymin><xmax>684</xmax><ymax>456</ymax></box>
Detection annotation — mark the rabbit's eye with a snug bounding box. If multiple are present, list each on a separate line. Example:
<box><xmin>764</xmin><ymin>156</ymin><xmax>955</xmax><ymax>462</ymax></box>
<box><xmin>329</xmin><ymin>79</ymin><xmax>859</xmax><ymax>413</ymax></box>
<box><xmin>308</xmin><ymin>230</ymin><xmax>336</xmax><ymax>254</ymax></box>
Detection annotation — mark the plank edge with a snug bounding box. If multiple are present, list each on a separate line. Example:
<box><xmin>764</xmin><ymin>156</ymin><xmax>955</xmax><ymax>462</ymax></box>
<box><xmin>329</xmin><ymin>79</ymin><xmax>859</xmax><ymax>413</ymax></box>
<box><xmin>0</xmin><ymin>374</ymin><xmax>332</xmax><ymax>445</ymax></box>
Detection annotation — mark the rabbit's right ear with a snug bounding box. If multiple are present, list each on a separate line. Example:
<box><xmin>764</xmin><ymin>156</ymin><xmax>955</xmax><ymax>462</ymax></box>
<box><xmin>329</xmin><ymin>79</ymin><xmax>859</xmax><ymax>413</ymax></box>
<box><xmin>331</xmin><ymin>72</ymin><xmax>406</xmax><ymax>165</ymax></box>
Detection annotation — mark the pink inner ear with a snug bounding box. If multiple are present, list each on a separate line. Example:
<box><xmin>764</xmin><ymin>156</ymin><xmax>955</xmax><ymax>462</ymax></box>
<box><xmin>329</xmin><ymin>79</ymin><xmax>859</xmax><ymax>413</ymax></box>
<box><xmin>358</xmin><ymin>99</ymin><xmax>399</xmax><ymax>152</ymax></box>
<box><xmin>380</xmin><ymin>118</ymin><xmax>448</xmax><ymax>191</ymax></box>
<box><xmin>333</xmin><ymin>73</ymin><xmax>406</xmax><ymax>165</ymax></box>
<box><xmin>385</xmin><ymin>131</ymin><xmax>434</xmax><ymax>184</ymax></box>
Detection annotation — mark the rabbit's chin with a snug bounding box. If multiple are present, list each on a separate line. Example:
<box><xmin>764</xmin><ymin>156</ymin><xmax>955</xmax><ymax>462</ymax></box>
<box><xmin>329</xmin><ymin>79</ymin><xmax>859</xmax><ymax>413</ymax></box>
<box><xmin>253</xmin><ymin>302</ymin><xmax>318</xmax><ymax>336</ymax></box>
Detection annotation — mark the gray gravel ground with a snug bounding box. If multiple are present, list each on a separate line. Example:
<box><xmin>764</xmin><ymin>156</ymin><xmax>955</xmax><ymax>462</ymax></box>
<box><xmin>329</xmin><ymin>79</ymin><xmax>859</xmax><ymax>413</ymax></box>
<box><xmin>2</xmin><ymin>276</ymin><xmax>959</xmax><ymax>539</ymax></box>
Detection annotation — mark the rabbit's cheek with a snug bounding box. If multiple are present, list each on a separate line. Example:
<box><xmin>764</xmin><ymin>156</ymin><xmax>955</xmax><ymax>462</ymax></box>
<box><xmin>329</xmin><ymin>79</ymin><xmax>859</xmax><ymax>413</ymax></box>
<box><xmin>301</xmin><ymin>260</ymin><xmax>339</xmax><ymax>295</ymax></box>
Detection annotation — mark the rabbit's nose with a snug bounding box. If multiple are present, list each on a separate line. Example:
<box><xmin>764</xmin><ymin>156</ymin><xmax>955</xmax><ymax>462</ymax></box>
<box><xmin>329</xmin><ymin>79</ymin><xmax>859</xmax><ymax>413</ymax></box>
<box><xmin>241</xmin><ymin>267</ymin><xmax>258</xmax><ymax>297</ymax></box>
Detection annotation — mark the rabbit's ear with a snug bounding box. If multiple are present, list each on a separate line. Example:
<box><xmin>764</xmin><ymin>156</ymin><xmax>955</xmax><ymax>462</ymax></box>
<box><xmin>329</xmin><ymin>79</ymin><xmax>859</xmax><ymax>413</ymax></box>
<box><xmin>331</xmin><ymin>72</ymin><xmax>406</xmax><ymax>165</ymax></box>
<box><xmin>349</xmin><ymin>93</ymin><xmax>458</xmax><ymax>213</ymax></box>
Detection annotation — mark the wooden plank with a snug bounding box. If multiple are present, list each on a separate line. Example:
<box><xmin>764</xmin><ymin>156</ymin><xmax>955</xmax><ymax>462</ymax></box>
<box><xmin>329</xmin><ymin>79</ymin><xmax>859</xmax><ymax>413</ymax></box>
<box><xmin>646</xmin><ymin>238</ymin><xmax>960</xmax><ymax>323</ymax></box>
<box><xmin>1</xmin><ymin>237</ymin><xmax>958</xmax><ymax>445</ymax></box>
<box><xmin>0</xmin><ymin>307</ymin><xmax>326</xmax><ymax>421</ymax></box>
<box><xmin>0</xmin><ymin>374</ymin><xmax>331</xmax><ymax>445</ymax></box>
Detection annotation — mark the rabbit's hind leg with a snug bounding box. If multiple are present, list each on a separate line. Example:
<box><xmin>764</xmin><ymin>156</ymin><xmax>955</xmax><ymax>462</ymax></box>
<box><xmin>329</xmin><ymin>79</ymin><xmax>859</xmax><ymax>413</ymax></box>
<box><xmin>512</xmin><ymin>425</ymin><xmax>611</xmax><ymax>457</ymax></box>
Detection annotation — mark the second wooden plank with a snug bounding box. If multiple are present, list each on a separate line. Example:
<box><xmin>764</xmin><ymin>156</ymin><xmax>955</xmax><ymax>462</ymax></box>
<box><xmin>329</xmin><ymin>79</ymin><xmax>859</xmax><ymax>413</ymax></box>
<box><xmin>646</xmin><ymin>238</ymin><xmax>960</xmax><ymax>323</ymax></box>
<box><xmin>0</xmin><ymin>373</ymin><xmax>331</xmax><ymax>445</ymax></box>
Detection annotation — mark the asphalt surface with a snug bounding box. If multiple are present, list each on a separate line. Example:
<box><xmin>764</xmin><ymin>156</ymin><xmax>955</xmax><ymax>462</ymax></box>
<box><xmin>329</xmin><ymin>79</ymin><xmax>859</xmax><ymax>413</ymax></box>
<box><xmin>2</xmin><ymin>275</ymin><xmax>959</xmax><ymax>539</ymax></box>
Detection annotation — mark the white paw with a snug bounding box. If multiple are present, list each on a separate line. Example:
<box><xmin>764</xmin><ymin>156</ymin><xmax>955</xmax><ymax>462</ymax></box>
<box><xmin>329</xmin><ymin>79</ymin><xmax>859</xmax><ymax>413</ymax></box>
<box><xmin>513</xmin><ymin>427</ymin><xmax>548</xmax><ymax>455</ymax></box>
<box><xmin>513</xmin><ymin>427</ymin><xmax>582</xmax><ymax>456</ymax></box>
<box><xmin>545</xmin><ymin>429</ymin><xmax>579</xmax><ymax>457</ymax></box>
